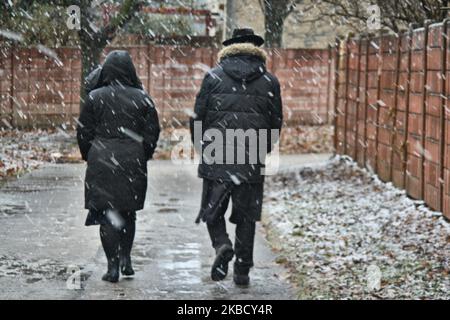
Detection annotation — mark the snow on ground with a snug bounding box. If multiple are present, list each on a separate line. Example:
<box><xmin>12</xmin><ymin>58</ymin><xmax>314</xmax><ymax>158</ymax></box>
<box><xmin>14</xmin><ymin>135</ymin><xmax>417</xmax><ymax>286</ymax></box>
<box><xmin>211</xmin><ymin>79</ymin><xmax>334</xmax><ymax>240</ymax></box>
<box><xmin>0</xmin><ymin>129</ymin><xmax>81</xmax><ymax>179</ymax></box>
<box><xmin>279</xmin><ymin>125</ymin><xmax>333</xmax><ymax>155</ymax></box>
<box><xmin>0</xmin><ymin>127</ymin><xmax>182</xmax><ymax>178</ymax></box>
<box><xmin>156</xmin><ymin>125</ymin><xmax>334</xmax><ymax>159</ymax></box>
<box><xmin>263</xmin><ymin>156</ymin><xmax>450</xmax><ymax>299</ymax></box>
<box><xmin>1</xmin><ymin>125</ymin><xmax>333</xmax><ymax>179</ymax></box>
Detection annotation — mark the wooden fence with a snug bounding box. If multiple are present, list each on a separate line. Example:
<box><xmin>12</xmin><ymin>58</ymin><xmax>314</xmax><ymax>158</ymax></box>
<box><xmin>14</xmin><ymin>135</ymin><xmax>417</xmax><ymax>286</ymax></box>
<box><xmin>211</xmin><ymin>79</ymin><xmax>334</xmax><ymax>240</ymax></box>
<box><xmin>334</xmin><ymin>21</ymin><xmax>450</xmax><ymax>219</ymax></box>
<box><xmin>0</xmin><ymin>44</ymin><xmax>334</xmax><ymax>128</ymax></box>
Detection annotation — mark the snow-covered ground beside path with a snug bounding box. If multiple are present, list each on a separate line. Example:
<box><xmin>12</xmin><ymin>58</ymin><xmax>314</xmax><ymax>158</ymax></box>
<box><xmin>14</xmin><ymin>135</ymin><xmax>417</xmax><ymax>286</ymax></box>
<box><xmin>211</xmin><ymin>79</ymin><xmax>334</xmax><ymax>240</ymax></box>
<box><xmin>263</xmin><ymin>156</ymin><xmax>450</xmax><ymax>299</ymax></box>
<box><xmin>0</xmin><ymin>125</ymin><xmax>334</xmax><ymax>179</ymax></box>
<box><xmin>0</xmin><ymin>129</ymin><xmax>81</xmax><ymax>179</ymax></box>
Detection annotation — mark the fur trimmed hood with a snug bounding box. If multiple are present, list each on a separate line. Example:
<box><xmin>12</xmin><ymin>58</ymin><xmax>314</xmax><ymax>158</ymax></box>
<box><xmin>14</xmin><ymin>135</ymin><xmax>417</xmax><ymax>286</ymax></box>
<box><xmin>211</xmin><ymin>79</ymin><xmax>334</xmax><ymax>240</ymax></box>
<box><xmin>218</xmin><ymin>43</ymin><xmax>267</xmax><ymax>62</ymax></box>
<box><xmin>217</xmin><ymin>43</ymin><xmax>267</xmax><ymax>83</ymax></box>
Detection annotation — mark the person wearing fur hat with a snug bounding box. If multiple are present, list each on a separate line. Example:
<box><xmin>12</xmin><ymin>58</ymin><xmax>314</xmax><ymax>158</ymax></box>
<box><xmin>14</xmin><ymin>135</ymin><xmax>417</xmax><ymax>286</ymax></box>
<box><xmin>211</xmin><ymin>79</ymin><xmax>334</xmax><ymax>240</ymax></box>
<box><xmin>190</xmin><ymin>28</ymin><xmax>283</xmax><ymax>286</ymax></box>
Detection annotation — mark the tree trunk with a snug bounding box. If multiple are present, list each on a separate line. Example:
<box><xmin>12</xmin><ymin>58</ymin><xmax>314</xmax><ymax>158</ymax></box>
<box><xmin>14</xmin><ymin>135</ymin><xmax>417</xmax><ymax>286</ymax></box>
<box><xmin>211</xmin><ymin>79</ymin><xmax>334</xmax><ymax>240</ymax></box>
<box><xmin>264</xmin><ymin>12</ymin><xmax>285</xmax><ymax>47</ymax></box>
<box><xmin>224</xmin><ymin>0</ymin><xmax>237</xmax><ymax>39</ymax></box>
<box><xmin>263</xmin><ymin>1</ymin><xmax>289</xmax><ymax>48</ymax></box>
<box><xmin>77</xmin><ymin>0</ymin><xmax>141</xmax><ymax>109</ymax></box>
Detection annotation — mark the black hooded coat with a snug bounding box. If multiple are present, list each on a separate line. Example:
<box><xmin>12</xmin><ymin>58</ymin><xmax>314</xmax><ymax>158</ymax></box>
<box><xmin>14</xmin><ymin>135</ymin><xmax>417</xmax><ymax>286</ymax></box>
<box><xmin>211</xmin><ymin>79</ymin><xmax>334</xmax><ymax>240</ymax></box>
<box><xmin>77</xmin><ymin>50</ymin><xmax>160</xmax><ymax>212</ymax></box>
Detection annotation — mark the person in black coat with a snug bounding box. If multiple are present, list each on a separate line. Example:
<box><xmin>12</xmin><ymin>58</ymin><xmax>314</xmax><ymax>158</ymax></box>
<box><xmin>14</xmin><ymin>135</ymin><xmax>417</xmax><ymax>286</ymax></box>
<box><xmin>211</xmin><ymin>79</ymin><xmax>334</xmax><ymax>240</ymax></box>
<box><xmin>77</xmin><ymin>50</ymin><xmax>160</xmax><ymax>283</ymax></box>
<box><xmin>190</xmin><ymin>28</ymin><xmax>283</xmax><ymax>286</ymax></box>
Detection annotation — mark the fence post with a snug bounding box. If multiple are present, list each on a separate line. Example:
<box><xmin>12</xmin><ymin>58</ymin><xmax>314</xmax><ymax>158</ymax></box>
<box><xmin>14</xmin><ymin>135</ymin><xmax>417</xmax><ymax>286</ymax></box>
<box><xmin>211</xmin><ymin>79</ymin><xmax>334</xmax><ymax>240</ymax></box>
<box><xmin>439</xmin><ymin>19</ymin><xmax>449</xmax><ymax>212</ymax></box>
<box><xmin>343</xmin><ymin>36</ymin><xmax>350</xmax><ymax>155</ymax></box>
<box><xmin>27</xmin><ymin>48</ymin><xmax>32</xmax><ymax>128</ymax></box>
<box><xmin>0</xmin><ymin>49</ymin><xmax>2</xmax><ymax>122</ymax></box>
<box><xmin>69</xmin><ymin>50</ymin><xmax>74</xmax><ymax>127</ymax></box>
<box><xmin>420</xmin><ymin>21</ymin><xmax>431</xmax><ymax>200</ymax></box>
<box><xmin>354</xmin><ymin>37</ymin><xmax>363</xmax><ymax>160</ymax></box>
<box><xmin>161</xmin><ymin>46</ymin><xmax>167</xmax><ymax>124</ymax></box>
<box><xmin>333</xmin><ymin>37</ymin><xmax>341</xmax><ymax>153</ymax></box>
<box><xmin>146</xmin><ymin>44</ymin><xmax>151</xmax><ymax>93</ymax></box>
<box><xmin>374</xmin><ymin>34</ymin><xmax>383</xmax><ymax>175</ymax></box>
<box><xmin>9</xmin><ymin>43</ymin><xmax>15</xmax><ymax>127</ymax></box>
<box><xmin>326</xmin><ymin>44</ymin><xmax>332</xmax><ymax>124</ymax></box>
<box><xmin>315</xmin><ymin>51</ymin><xmax>322</xmax><ymax>123</ymax></box>
<box><xmin>389</xmin><ymin>35</ymin><xmax>402</xmax><ymax>181</ymax></box>
<box><xmin>363</xmin><ymin>36</ymin><xmax>370</xmax><ymax>166</ymax></box>
<box><xmin>402</xmin><ymin>25</ymin><xmax>414</xmax><ymax>188</ymax></box>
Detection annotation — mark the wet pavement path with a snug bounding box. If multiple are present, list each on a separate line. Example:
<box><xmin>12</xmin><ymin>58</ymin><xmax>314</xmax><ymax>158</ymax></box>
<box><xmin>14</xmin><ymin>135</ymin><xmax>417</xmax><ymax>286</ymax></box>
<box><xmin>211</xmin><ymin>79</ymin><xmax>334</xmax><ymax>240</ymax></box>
<box><xmin>0</xmin><ymin>154</ymin><xmax>330</xmax><ymax>299</ymax></box>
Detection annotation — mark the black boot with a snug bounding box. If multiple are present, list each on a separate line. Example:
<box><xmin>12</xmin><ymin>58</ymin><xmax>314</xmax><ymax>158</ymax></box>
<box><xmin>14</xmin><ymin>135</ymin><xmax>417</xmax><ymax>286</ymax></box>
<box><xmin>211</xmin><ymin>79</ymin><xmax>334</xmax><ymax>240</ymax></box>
<box><xmin>119</xmin><ymin>216</ymin><xmax>135</xmax><ymax>276</ymax></box>
<box><xmin>211</xmin><ymin>244</ymin><xmax>235</xmax><ymax>281</ymax></box>
<box><xmin>233</xmin><ymin>263</ymin><xmax>250</xmax><ymax>286</ymax></box>
<box><xmin>233</xmin><ymin>269</ymin><xmax>250</xmax><ymax>287</ymax></box>
<box><xmin>102</xmin><ymin>258</ymin><xmax>120</xmax><ymax>283</ymax></box>
<box><xmin>100</xmin><ymin>224</ymin><xmax>120</xmax><ymax>283</ymax></box>
<box><xmin>120</xmin><ymin>255</ymin><xmax>135</xmax><ymax>276</ymax></box>
<box><xmin>207</xmin><ymin>217</ymin><xmax>234</xmax><ymax>281</ymax></box>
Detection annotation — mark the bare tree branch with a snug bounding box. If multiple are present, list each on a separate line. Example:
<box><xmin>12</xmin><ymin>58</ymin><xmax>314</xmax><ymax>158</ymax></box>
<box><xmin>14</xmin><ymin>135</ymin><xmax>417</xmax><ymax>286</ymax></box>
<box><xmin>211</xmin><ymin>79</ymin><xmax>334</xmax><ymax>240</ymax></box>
<box><xmin>317</xmin><ymin>0</ymin><xmax>448</xmax><ymax>34</ymax></box>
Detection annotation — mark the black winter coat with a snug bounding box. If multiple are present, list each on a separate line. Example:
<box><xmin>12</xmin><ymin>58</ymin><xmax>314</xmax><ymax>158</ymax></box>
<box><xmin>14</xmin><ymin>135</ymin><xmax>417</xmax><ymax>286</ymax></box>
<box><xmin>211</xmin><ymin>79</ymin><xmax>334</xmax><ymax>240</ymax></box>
<box><xmin>77</xmin><ymin>50</ymin><xmax>160</xmax><ymax>212</ymax></box>
<box><xmin>190</xmin><ymin>43</ymin><xmax>283</xmax><ymax>183</ymax></box>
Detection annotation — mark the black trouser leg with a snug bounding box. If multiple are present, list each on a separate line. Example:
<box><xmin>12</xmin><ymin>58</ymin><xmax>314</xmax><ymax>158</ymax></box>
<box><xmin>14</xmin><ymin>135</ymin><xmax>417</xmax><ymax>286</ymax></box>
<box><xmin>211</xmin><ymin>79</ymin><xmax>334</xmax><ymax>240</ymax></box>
<box><xmin>207</xmin><ymin>214</ymin><xmax>235</xmax><ymax>281</ymax></box>
<box><xmin>99</xmin><ymin>223</ymin><xmax>120</xmax><ymax>282</ymax></box>
<box><xmin>201</xmin><ymin>180</ymin><xmax>236</xmax><ymax>281</ymax></box>
<box><xmin>207</xmin><ymin>215</ymin><xmax>232</xmax><ymax>251</ymax></box>
<box><xmin>119</xmin><ymin>213</ymin><xmax>135</xmax><ymax>258</ymax></box>
<box><xmin>100</xmin><ymin>224</ymin><xmax>120</xmax><ymax>262</ymax></box>
<box><xmin>234</xmin><ymin>217</ymin><xmax>256</xmax><ymax>275</ymax></box>
<box><xmin>119</xmin><ymin>213</ymin><xmax>135</xmax><ymax>275</ymax></box>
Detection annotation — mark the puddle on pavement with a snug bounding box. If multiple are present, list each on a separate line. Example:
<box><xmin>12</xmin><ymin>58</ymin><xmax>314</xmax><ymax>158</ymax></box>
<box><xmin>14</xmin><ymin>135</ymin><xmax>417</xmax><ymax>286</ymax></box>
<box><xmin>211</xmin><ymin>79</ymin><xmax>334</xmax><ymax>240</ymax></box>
<box><xmin>131</xmin><ymin>242</ymin><xmax>154</xmax><ymax>266</ymax></box>
<box><xmin>160</xmin><ymin>260</ymin><xmax>201</xmax><ymax>270</ymax></box>
<box><xmin>152</xmin><ymin>203</ymin><xmax>166</xmax><ymax>207</ymax></box>
<box><xmin>157</xmin><ymin>208</ymin><xmax>178</xmax><ymax>213</ymax></box>
<box><xmin>25</xmin><ymin>277</ymin><xmax>42</xmax><ymax>284</ymax></box>
<box><xmin>0</xmin><ymin>168</ymin><xmax>81</xmax><ymax>194</ymax></box>
<box><xmin>164</xmin><ymin>246</ymin><xmax>201</xmax><ymax>256</ymax></box>
<box><xmin>1</xmin><ymin>186</ymin><xmax>58</xmax><ymax>193</ymax></box>
<box><xmin>158</xmin><ymin>243</ymin><xmax>203</xmax><ymax>285</ymax></box>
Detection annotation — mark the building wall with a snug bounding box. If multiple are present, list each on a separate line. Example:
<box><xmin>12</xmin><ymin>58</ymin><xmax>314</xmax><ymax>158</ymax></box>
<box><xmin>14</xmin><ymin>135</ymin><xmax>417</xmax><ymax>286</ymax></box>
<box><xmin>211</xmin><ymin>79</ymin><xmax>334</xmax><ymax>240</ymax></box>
<box><xmin>224</xmin><ymin>0</ymin><xmax>265</xmax><ymax>39</ymax></box>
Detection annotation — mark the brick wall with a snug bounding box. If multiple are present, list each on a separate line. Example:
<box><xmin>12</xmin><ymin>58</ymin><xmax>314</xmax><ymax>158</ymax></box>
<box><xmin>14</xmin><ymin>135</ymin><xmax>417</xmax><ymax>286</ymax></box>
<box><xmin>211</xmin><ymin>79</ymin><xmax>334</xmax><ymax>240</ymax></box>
<box><xmin>0</xmin><ymin>44</ymin><xmax>334</xmax><ymax>128</ymax></box>
<box><xmin>0</xmin><ymin>47</ymin><xmax>81</xmax><ymax>128</ymax></box>
<box><xmin>334</xmin><ymin>21</ymin><xmax>450</xmax><ymax>220</ymax></box>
